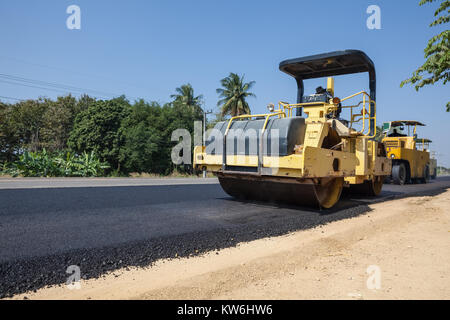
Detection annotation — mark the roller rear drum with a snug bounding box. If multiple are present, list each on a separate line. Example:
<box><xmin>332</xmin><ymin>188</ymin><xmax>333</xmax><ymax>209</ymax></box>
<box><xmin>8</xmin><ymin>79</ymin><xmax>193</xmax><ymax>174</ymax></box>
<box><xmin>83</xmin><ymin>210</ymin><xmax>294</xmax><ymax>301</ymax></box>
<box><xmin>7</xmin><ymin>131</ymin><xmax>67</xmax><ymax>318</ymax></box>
<box><xmin>218</xmin><ymin>175</ymin><xmax>343</xmax><ymax>209</ymax></box>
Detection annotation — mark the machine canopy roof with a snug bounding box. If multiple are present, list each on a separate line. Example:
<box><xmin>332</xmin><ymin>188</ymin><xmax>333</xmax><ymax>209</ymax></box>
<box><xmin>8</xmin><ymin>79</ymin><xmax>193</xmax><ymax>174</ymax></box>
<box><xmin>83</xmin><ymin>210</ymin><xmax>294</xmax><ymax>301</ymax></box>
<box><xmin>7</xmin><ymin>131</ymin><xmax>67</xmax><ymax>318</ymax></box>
<box><xmin>391</xmin><ymin>120</ymin><xmax>426</xmax><ymax>127</ymax></box>
<box><xmin>278</xmin><ymin>50</ymin><xmax>376</xmax><ymax>132</ymax></box>
<box><xmin>415</xmin><ymin>138</ymin><xmax>433</xmax><ymax>143</ymax></box>
<box><xmin>279</xmin><ymin>50</ymin><xmax>375</xmax><ymax>80</ymax></box>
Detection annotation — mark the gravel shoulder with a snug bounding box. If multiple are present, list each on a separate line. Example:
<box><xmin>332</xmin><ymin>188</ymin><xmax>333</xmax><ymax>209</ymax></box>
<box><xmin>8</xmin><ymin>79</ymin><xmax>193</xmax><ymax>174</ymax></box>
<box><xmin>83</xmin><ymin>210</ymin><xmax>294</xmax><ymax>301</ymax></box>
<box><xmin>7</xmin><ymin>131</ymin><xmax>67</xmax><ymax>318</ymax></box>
<box><xmin>12</xmin><ymin>188</ymin><xmax>450</xmax><ymax>300</ymax></box>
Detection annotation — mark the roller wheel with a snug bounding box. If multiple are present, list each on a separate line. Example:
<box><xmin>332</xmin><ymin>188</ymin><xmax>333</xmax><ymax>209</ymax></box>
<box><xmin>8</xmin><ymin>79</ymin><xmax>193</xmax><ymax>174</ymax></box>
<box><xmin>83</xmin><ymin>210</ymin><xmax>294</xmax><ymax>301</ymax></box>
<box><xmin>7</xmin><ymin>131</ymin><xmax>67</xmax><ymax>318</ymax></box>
<box><xmin>392</xmin><ymin>163</ymin><xmax>407</xmax><ymax>185</ymax></box>
<box><xmin>421</xmin><ymin>165</ymin><xmax>430</xmax><ymax>184</ymax></box>
<box><xmin>348</xmin><ymin>176</ymin><xmax>384</xmax><ymax>197</ymax></box>
<box><xmin>313</xmin><ymin>178</ymin><xmax>344</xmax><ymax>209</ymax></box>
<box><xmin>431</xmin><ymin>168</ymin><xmax>437</xmax><ymax>180</ymax></box>
<box><xmin>218</xmin><ymin>176</ymin><xmax>343</xmax><ymax>209</ymax></box>
<box><xmin>369</xmin><ymin>176</ymin><xmax>384</xmax><ymax>196</ymax></box>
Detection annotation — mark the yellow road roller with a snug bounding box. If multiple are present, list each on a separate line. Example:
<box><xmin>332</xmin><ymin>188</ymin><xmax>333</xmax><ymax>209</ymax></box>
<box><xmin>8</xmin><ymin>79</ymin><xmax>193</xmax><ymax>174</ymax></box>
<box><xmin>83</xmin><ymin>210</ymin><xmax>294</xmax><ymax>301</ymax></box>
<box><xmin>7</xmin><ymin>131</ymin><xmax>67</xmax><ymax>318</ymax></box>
<box><xmin>429</xmin><ymin>151</ymin><xmax>438</xmax><ymax>180</ymax></box>
<box><xmin>415</xmin><ymin>138</ymin><xmax>437</xmax><ymax>179</ymax></box>
<box><xmin>382</xmin><ymin>121</ymin><xmax>432</xmax><ymax>184</ymax></box>
<box><xmin>194</xmin><ymin>50</ymin><xmax>391</xmax><ymax>208</ymax></box>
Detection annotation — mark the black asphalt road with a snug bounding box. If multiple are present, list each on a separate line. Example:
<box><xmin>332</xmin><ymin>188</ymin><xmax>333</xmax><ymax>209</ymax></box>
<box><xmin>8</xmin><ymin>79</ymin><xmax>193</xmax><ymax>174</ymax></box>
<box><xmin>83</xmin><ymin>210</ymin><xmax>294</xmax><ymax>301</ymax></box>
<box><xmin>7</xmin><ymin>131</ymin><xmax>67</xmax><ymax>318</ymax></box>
<box><xmin>1</xmin><ymin>177</ymin><xmax>449</xmax><ymax>298</ymax></box>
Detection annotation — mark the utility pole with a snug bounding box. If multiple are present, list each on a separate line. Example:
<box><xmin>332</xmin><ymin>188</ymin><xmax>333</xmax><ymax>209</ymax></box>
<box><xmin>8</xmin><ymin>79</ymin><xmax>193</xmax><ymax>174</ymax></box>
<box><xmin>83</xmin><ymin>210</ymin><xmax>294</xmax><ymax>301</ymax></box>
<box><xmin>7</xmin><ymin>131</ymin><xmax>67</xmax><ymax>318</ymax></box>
<box><xmin>203</xmin><ymin>109</ymin><xmax>213</xmax><ymax>178</ymax></box>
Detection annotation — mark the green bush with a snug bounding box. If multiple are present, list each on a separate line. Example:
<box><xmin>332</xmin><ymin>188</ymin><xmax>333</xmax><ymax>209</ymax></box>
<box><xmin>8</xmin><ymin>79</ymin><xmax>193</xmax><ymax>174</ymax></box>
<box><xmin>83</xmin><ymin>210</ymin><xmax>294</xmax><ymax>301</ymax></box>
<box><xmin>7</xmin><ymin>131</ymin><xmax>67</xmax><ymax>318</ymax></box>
<box><xmin>4</xmin><ymin>149</ymin><xmax>109</xmax><ymax>177</ymax></box>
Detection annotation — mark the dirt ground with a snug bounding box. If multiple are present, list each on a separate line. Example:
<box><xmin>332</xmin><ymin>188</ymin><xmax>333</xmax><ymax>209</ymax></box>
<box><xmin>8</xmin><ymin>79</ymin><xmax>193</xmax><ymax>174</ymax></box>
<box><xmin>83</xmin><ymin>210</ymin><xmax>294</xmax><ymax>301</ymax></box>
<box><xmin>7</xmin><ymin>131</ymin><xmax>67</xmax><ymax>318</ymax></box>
<box><xmin>12</xmin><ymin>189</ymin><xmax>450</xmax><ymax>300</ymax></box>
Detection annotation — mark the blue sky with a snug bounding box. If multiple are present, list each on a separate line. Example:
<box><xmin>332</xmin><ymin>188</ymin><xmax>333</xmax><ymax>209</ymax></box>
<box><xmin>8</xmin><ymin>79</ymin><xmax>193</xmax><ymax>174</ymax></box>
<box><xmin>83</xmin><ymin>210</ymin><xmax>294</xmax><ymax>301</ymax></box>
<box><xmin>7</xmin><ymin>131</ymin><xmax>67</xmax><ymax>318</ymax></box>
<box><xmin>0</xmin><ymin>0</ymin><xmax>448</xmax><ymax>165</ymax></box>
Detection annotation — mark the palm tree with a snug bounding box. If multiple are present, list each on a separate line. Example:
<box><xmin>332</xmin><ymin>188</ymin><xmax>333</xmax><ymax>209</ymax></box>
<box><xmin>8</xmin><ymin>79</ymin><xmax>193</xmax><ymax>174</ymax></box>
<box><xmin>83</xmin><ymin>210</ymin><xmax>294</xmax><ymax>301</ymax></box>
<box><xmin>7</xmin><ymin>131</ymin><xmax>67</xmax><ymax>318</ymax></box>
<box><xmin>217</xmin><ymin>73</ymin><xmax>256</xmax><ymax>117</ymax></box>
<box><xmin>170</xmin><ymin>84</ymin><xmax>203</xmax><ymax>112</ymax></box>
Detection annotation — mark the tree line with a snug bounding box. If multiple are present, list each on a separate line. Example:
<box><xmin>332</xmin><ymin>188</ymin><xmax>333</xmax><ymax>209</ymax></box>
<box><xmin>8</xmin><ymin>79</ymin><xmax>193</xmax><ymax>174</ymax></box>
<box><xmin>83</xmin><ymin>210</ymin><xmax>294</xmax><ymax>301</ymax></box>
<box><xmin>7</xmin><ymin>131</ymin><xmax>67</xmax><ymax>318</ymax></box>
<box><xmin>401</xmin><ymin>0</ymin><xmax>449</xmax><ymax>111</ymax></box>
<box><xmin>0</xmin><ymin>73</ymin><xmax>256</xmax><ymax>177</ymax></box>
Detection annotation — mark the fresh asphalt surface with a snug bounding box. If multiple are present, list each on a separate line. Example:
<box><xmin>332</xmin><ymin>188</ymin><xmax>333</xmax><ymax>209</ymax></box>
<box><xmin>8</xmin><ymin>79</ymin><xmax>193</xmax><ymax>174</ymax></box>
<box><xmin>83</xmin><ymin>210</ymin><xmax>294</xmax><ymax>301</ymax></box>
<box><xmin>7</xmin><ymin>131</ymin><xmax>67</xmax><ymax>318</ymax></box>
<box><xmin>1</xmin><ymin>176</ymin><xmax>450</xmax><ymax>298</ymax></box>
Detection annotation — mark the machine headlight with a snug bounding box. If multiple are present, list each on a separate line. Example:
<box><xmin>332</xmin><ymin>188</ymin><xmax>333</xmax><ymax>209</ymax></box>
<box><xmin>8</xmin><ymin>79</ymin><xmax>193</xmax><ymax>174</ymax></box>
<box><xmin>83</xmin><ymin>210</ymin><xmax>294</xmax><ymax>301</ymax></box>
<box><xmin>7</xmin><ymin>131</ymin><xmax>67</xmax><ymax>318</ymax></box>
<box><xmin>391</xmin><ymin>154</ymin><xmax>396</xmax><ymax>159</ymax></box>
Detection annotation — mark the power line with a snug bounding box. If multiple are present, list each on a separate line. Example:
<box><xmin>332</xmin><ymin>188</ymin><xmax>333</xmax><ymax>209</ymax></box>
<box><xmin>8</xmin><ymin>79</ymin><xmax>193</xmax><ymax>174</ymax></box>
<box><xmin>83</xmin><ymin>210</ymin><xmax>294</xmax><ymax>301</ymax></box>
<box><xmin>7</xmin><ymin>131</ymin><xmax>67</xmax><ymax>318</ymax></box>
<box><xmin>0</xmin><ymin>55</ymin><xmax>150</xmax><ymax>92</ymax></box>
<box><xmin>0</xmin><ymin>95</ymin><xmax>22</xmax><ymax>101</ymax></box>
<box><xmin>0</xmin><ymin>79</ymin><xmax>108</xmax><ymax>98</ymax></box>
<box><xmin>0</xmin><ymin>73</ymin><xmax>119</xmax><ymax>97</ymax></box>
<box><xmin>0</xmin><ymin>73</ymin><xmax>135</xmax><ymax>100</ymax></box>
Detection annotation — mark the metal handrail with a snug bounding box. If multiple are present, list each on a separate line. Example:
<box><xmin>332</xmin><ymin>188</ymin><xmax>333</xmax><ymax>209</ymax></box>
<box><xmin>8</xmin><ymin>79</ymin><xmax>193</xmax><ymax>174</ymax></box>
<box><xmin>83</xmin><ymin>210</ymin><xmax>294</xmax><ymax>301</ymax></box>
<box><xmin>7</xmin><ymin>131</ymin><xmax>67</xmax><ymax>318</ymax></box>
<box><xmin>340</xmin><ymin>91</ymin><xmax>376</xmax><ymax>138</ymax></box>
<box><xmin>276</xmin><ymin>91</ymin><xmax>377</xmax><ymax>138</ymax></box>
<box><xmin>278</xmin><ymin>101</ymin><xmax>328</xmax><ymax>118</ymax></box>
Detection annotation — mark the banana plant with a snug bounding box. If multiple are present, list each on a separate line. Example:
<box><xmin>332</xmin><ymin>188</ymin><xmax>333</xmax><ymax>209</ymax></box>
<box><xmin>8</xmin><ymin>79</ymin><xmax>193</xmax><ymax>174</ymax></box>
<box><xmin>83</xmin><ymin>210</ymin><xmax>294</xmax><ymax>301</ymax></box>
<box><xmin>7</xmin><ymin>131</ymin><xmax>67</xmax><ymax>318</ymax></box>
<box><xmin>7</xmin><ymin>149</ymin><xmax>109</xmax><ymax>177</ymax></box>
